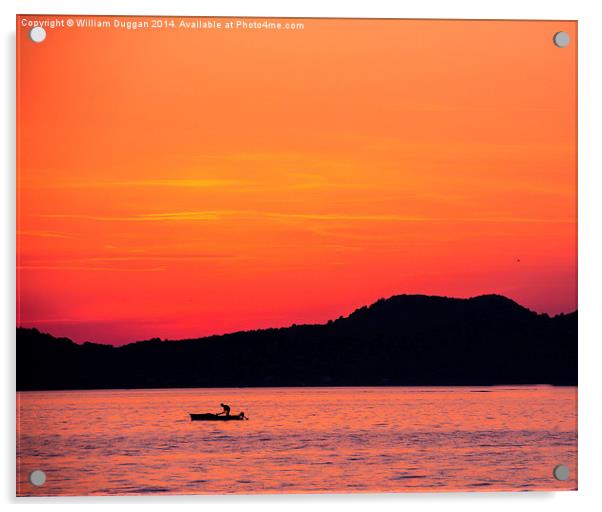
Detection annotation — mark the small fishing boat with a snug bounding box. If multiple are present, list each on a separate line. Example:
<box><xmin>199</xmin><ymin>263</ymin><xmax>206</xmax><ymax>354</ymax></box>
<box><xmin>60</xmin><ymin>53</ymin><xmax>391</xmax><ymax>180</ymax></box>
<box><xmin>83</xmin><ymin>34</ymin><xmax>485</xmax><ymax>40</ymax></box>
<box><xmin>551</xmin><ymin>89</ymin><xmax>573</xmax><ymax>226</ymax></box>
<box><xmin>190</xmin><ymin>413</ymin><xmax>248</xmax><ymax>421</ymax></box>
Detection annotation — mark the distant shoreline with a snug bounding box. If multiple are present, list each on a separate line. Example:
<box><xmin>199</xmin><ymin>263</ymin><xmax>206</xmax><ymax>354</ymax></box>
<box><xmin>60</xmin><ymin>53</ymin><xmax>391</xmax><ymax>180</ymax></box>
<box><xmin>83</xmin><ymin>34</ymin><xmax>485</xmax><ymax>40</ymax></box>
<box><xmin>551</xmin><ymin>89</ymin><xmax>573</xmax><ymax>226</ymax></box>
<box><xmin>17</xmin><ymin>294</ymin><xmax>578</xmax><ymax>391</ymax></box>
<box><xmin>17</xmin><ymin>383</ymin><xmax>578</xmax><ymax>393</ymax></box>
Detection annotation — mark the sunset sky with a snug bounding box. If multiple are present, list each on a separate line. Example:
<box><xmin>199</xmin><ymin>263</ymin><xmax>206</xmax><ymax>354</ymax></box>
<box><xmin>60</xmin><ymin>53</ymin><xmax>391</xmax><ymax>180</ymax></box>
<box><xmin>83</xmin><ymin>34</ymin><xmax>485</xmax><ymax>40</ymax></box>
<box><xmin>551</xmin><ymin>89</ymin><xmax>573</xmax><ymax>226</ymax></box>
<box><xmin>17</xmin><ymin>17</ymin><xmax>577</xmax><ymax>345</ymax></box>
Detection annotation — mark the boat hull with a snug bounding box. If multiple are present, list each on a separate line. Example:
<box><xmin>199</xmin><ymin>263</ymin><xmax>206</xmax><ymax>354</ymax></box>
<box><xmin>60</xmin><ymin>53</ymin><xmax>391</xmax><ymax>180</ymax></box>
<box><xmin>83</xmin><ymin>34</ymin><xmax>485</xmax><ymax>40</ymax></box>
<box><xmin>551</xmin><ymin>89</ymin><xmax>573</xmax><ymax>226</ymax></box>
<box><xmin>190</xmin><ymin>413</ymin><xmax>244</xmax><ymax>421</ymax></box>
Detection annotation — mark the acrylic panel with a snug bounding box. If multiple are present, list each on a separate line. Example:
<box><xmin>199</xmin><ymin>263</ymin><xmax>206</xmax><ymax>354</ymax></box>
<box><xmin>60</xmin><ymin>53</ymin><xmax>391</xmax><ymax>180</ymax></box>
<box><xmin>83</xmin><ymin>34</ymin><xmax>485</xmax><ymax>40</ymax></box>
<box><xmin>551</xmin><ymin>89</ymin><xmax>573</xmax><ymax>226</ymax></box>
<box><xmin>16</xmin><ymin>16</ymin><xmax>577</xmax><ymax>496</ymax></box>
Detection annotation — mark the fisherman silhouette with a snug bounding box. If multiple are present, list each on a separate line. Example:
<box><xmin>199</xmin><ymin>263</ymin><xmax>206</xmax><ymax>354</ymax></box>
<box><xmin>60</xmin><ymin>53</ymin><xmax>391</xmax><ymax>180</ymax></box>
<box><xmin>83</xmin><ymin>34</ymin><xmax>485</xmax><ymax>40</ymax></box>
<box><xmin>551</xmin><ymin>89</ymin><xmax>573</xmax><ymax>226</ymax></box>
<box><xmin>217</xmin><ymin>403</ymin><xmax>231</xmax><ymax>416</ymax></box>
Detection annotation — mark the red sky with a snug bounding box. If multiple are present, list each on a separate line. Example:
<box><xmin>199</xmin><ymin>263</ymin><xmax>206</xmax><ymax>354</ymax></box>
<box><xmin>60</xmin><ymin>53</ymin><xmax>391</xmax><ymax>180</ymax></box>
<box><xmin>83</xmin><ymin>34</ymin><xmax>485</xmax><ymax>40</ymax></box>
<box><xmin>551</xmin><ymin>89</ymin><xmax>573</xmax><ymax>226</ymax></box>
<box><xmin>17</xmin><ymin>17</ymin><xmax>577</xmax><ymax>345</ymax></box>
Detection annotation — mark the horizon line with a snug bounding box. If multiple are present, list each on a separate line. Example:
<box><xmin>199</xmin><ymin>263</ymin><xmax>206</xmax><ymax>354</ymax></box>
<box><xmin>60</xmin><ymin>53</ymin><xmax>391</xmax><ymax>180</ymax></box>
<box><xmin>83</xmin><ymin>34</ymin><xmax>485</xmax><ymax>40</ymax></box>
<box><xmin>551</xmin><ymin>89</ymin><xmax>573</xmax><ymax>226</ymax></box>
<box><xmin>17</xmin><ymin>292</ymin><xmax>578</xmax><ymax>348</ymax></box>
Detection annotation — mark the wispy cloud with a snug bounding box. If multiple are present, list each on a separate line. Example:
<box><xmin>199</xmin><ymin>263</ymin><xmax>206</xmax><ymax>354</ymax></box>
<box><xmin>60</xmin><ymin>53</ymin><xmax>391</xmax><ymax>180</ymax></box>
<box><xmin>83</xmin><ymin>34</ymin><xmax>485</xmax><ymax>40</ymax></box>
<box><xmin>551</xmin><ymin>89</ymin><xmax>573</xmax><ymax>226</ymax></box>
<box><xmin>17</xmin><ymin>265</ymin><xmax>165</xmax><ymax>272</ymax></box>
<box><xmin>262</xmin><ymin>212</ymin><xmax>576</xmax><ymax>224</ymax></box>
<box><xmin>69</xmin><ymin>254</ymin><xmax>236</xmax><ymax>263</ymax></box>
<box><xmin>57</xmin><ymin>179</ymin><xmax>247</xmax><ymax>189</ymax></box>
<box><xmin>40</xmin><ymin>210</ymin><xmax>576</xmax><ymax>224</ymax></box>
<box><xmin>263</xmin><ymin>212</ymin><xmax>429</xmax><ymax>222</ymax></box>
<box><xmin>42</xmin><ymin>211</ymin><xmax>224</xmax><ymax>222</ymax></box>
<box><xmin>17</xmin><ymin>230</ymin><xmax>76</xmax><ymax>239</ymax></box>
<box><xmin>139</xmin><ymin>211</ymin><xmax>225</xmax><ymax>221</ymax></box>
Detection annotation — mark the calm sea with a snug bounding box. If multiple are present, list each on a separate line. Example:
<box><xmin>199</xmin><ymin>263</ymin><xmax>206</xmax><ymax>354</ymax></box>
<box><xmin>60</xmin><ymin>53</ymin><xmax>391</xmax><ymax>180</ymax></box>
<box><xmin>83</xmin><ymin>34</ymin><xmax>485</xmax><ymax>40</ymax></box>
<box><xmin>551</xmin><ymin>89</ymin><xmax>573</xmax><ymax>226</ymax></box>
<box><xmin>16</xmin><ymin>386</ymin><xmax>577</xmax><ymax>496</ymax></box>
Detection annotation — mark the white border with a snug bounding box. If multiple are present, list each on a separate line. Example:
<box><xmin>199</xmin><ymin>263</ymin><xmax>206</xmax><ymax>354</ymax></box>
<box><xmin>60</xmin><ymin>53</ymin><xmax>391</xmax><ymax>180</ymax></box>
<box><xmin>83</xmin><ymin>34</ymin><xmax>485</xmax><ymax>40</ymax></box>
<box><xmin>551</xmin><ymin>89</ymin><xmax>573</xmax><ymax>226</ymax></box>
<box><xmin>3</xmin><ymin>1</ymin><xmax>601</xmax><ymax>511</ymax></box>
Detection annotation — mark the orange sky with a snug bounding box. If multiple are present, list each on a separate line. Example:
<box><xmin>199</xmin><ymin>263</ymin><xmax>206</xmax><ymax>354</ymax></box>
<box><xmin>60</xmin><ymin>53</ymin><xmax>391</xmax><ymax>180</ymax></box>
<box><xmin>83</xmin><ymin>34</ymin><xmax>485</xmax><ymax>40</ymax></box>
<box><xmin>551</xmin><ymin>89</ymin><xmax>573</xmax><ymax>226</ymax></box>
<box><xmin>17</xmin><ymin>17</ymin><xmax>577</xmax><ymax>345</ymax></box>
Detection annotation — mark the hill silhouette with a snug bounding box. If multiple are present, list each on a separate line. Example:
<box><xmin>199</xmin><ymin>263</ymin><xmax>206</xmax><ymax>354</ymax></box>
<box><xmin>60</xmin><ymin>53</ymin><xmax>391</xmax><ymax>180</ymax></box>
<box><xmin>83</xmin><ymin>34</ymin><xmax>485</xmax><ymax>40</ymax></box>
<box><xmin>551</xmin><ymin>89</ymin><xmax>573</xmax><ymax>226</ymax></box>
<box><xmin>17</xmin><ymin>294</ymin><xmax>577</xmax><ymax>390</ymax></box>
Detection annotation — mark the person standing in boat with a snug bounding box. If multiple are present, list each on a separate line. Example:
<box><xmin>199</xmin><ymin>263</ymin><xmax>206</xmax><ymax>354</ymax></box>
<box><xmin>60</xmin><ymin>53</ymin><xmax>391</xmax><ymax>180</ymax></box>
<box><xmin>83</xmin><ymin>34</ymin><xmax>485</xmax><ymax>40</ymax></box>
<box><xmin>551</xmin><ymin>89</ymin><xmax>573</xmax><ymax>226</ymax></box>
<box><xmin>217</xmin><ymin>403</ymin><xmax>231</xmax><ymax>416</ymax></box>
